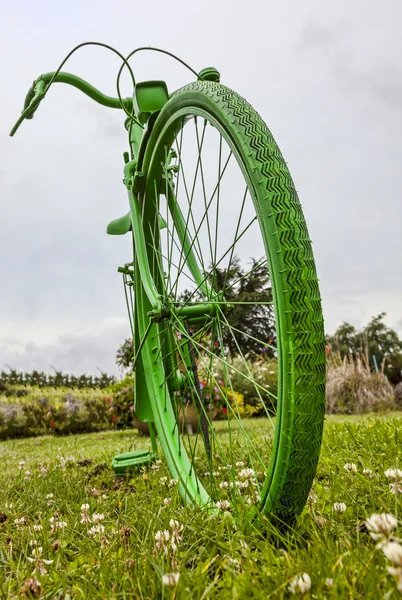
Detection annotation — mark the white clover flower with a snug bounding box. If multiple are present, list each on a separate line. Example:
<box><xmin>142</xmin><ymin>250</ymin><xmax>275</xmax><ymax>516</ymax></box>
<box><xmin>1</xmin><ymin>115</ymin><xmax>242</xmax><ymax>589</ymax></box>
<box><xmin>382</xmin><ymin>542</ymin><xmax>402</xmax><ymax>566</ymax></box>
<box><xmin>385</xmin><ymin>468</ymin><xmax>402</xmax><ymax>482</ymax></box>
<box><xmin>162</xmin><ymin>572</ymin><xmax>180</xmax><ymax>587</ymax></box>
<box><xmin>219</xmin><ymin>481</ymin><xmax>229</xmax><ymax>489</ymax></box>
<box><xmin>24</xmin><ymin>470</ymin><xmax>32</xmax><ymax>480</ymax></box>
<box><xmin>363</xmin><ymin>469</ymin><xmax>374</xmax><ymax>478</ymax></box>
<box><xmin>386</xmin><ymin>565</ymin><xmax>402</xmax><ymax>593</ymax></box>
<box><xmin>14</xmin><ymin>517</ymin><xmax>25</xmax><ymax>529</ymax></box>
<box><xmin>216</xmin><ymin>500</ymin><xmax>230</xmax><ymax>510</ymax></box>
<box><xmin>307</xmin><ymin>489</ymin><xmax>318</xmax><ymax>506</ymax></box>
<box><xmin>27</xmin><ymin>546</ymin><xmax>54</xmax><ymax>576</ymax></box>
<box><xmin>235</xmin><ymin>480</ymin><xmax>249</xmax><ymax>489</ymax></box>
<box><xmin>236</xmin><ymin>461</ymin><xmax>245</xmax><ymax>468</ymax></box>
<box><xmin>169</xmin><ymin>520</ymin><xmax>183</xmax><ymax>544</ymax></box>
<box><xmin>169</xmin><ymin>519</ymin><xmax>181</xmax><ymax>529</ymax></box>
<box><xmin>18</xmin><ymin>460</ymin><xmax>26</xmax><ymax>470</ymax></box>
<box><xmin>92</xmin><ymin>513</ymin><xmax>105</xmax><ymax>523</ymax></box>
<box><xmin>238</xmin><ymin>468</ymin><xmax>255</xmax><ymax>480</ymax></box>
<box><xmin>154</xmin><ymin>530</ymin><xmax>170</xmax><ymax>555</ymax></box>
<box><xmin>333</xmin><ymin>502</ymin><xmax>347</xmax><ymax>513</ymax></box>
<box><xmin>151</xmin><ymin>464</ymin><xmax>160</xmax><ymax>471</ymax></box>
<box><xmin>163</xmin><ymin>498</ymin><xmax>171</xmax><ymax>506</ymax></box>
<box><xmin>365</xmin><ymin>513</ymin><xmax>398</xmax><ymax>541</ymax></box>
<box><xmin>289</xmin><ymin>573</ymin><xmax>311</xmax><ymax>595</ymax></box>
<box><xmin>46</xmin><ymin>493</ymin><xmax>54</xmax><ymax>500</ymax></box>
<box><xmin>39</xmin><ymin>466</ymin><xmax>48</xmax><ymax>477</ymax></box>
<box><xmin>325</xmin><ymin>578</ymin><xmax>334</xmax><ymax>588</ymax></box>
<box><xmin>343</xmin><ymin>463</ymin><xmax>358</xmax><ymax>473</ymax></box>
<box><xmin>155</xmin><ymin>530</ymin><xmax>170</xmax><ymax>543</ymax></box>
<box><xmin>80</xmin><ymin>504</ymin><xmax>90</xmax><ymax>512</ymax></box>
<box><xmin>49</xmin><ymin>516</ymin><xmax>67</xmax><ymax>533</ymax></box>
<box><xmin>168</xmin><ymin>479</ymin><xmax>178</xmax><ymax>487</ymax></box>
<box><xmin>389</xmin><ymin>483</ymin><xmax>402</xmax><ymax>495</ymax></box>
<box><xmin>88</xmin><ymin>524</ymin><xmax>105</xmax><ymax>537</ymax></box>
<box><xmin>33</xmin><ymin>524</ymin><xmax>42</xmax><ymax>532</ymax></box>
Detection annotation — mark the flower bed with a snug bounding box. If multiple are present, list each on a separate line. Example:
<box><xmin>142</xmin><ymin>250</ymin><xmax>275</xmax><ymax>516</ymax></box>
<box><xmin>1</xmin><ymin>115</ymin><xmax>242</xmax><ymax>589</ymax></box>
<box><xmin>0</xmin><ymin>387</ymin><xmax>113</xmax><ymax>440</ymax></box>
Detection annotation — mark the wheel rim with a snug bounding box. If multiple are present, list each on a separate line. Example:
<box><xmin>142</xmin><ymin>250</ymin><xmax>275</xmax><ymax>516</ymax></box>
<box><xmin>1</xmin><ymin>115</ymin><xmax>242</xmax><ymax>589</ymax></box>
<box><xmin>140</xmin><ymin>106</ymin><xmax>286</xmax><ymax>514</ymax></box>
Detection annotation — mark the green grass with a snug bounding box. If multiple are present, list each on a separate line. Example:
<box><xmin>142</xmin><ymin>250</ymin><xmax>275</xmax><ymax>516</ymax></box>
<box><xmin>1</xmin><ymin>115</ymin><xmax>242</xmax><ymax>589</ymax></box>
<box><xmin>0</xmin><ymin>413</ymin><xmax>401</xmax><ymax>598</ymax></box>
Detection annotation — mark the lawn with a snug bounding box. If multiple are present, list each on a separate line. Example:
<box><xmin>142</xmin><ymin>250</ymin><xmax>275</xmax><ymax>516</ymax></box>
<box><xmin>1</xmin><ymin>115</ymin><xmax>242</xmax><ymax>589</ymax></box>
<box><xmin>0</xmin><ymin>413</ymin><xmax>401</xmax><ymax>598</ymax></box>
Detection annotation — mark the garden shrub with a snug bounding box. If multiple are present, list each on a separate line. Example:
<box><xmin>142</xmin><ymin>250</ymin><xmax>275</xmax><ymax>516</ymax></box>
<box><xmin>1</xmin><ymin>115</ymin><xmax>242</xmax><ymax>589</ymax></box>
<box><xmin>0</xmin><ymin>387</ymin><xmax>113</xmax><ymax>440</ymax></box>
<box><xmin>197</xmin><ymin>354</ymin><xmax>278</xmax><ymax>417</ymax></box>
<box><xmin>326</xmin><ymin>354</ymin><xmax>395</xmax><ymax>414</ymax></box>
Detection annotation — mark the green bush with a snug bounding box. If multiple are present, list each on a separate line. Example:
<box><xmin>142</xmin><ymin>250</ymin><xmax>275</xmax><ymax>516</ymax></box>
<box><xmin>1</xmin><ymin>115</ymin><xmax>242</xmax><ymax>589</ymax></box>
<box><xmin>197</xmin><ymin>354</ymin><xmax>278</xmax><ymax>417</ymax></box>
<box><xmin>0</xmin><ymin>387</ymin><xmax>113</xmax><ymax>440</ymax></box>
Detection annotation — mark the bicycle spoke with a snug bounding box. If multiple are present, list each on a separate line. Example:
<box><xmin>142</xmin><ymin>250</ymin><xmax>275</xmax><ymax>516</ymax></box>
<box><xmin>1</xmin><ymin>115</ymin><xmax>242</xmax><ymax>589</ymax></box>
<box><xmin>177</xmin><ymin>214</ymin><xmax>258</xmax><ymax>307</ymax></box>
<box><xmin>168</xmin><ymin>149</ymin><xmax>233</xmax><ymax>297</ymax></box>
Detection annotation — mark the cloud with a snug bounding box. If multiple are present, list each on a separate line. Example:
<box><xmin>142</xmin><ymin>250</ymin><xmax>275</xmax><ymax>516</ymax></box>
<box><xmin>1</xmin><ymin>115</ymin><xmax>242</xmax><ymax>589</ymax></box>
<box><xmin>297</xmin><ymin>19</ymin><xmax>348</xmax><ymax>53</ymax></box>
<box><xmin>298</xmin><ymin>17</ymin><xmax>402</xmax><ymax>112</ymax></box>
<box><xmin>1</xmin><ymin>0</ymin><xmax>401</xmax><ymax>375</ymax></box>
<box><xmin>0</xmin><ymin>318</ymin><xmax>129</xmax><ymax>376</ymax></box>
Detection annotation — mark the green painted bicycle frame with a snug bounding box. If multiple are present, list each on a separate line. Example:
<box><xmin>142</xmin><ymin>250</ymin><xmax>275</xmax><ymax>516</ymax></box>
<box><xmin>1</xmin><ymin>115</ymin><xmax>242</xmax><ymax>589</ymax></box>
<box><xmin>9</xmin><ymin>66</ymin><xmax>229</xmax><ymax>504</ymax></box>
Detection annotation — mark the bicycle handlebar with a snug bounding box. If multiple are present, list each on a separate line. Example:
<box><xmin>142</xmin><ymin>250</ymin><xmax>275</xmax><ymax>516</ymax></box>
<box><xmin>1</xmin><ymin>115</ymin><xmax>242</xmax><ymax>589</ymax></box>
<box><xmin>10</xmin><ymin>71</ymin><xmax>133</xmax><ymax>136</ymax></box>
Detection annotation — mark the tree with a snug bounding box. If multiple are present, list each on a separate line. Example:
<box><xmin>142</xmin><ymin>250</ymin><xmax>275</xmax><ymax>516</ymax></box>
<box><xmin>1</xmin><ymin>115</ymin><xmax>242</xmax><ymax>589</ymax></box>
<box><xmin>363</xmin><ymin>313</ymin><xmax>402</xmax><ymax>382</ymax></box>
<box><xmin>205</xmin><ymin>256</ymin><xmax>275</xmax><ymax>357</ymax></box>
<box><xmin>326</xmin><ymin>322</ymin><xmax>359</xmax><ymax>357</ymax></box>
<box><xmin>327</xmin><ymin>313</ymin><xmax>402</xmax><ymax>384</ymax></box>
<box><xmin>116</xmin><ymin>255</ymin><xmax>275</xmax><ymax>370</ymax></box>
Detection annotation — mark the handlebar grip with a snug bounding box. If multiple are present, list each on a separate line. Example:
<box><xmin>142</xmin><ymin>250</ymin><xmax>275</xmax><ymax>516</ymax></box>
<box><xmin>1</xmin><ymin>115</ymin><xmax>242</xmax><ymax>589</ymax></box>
<box><xmin>23</xmin><ymin>84</ymin><xmax>37</xmax><ymax>119</ymax></box>
<box><xmin>24</xmin><ymin>78</ymin><xmax>47</xmax><ymax>119</ymax></box>
<box><xmin>9</xmin><ymin>77</ymin><xmax>48</xmax><ymax>136</ymax></box>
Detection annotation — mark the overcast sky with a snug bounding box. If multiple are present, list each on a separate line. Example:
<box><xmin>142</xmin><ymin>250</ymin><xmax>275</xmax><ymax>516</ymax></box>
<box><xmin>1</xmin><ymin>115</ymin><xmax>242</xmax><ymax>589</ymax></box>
<box><xmin>0</xmin><ymin>0</ymin><xmax>401</xmax><ymax>375</ymax></box>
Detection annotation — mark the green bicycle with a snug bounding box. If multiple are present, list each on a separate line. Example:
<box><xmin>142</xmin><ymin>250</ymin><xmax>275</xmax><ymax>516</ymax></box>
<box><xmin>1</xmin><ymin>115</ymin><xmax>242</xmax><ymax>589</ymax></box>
<box><xmin>10</xmin><ymin>43</ymin><xmax>326</xmax><ymax>526</ymax></box>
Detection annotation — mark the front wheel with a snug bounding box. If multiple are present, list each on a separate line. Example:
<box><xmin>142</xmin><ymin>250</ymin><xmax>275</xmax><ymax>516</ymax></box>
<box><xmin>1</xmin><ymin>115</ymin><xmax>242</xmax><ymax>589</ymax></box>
<box><xmin>135</xmin><ymin>80</ymin><xmax>326</xmax><ymax>525</ymax></box>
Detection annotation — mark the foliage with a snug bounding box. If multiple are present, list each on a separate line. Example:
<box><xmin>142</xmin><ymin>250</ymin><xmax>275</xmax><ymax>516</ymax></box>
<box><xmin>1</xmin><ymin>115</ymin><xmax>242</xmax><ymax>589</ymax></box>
<box><xmin>106</xmin><ymin>385</ymin><xmax>135</xmax><ymax>429</ymax></box>
<box><xmin>0</xmin><ymin>388</ymin><xmax>112</xmax><ymax>440</ymax></box>
<box><xmin>105</xmin><ymin>373</ymin><xmax>134</xmax><ymax>396</ymax></box>
<box><xmin>197</xmin><ymin>354</ymin><xmax>277</xmax><ymax>417</ymax></box>
<box><xmin>326</xmin><ymin>353</ymin><xmax>395</xmax><ymax>414</ymax></box>
<box><xmin>182</xmin><ymin>255</ymin><xmax>276</xmax><ymax>358</ymax></box>
<box><xmin>116</xmin><ymin>255</ymin><xmax>275</xmax><ymax>372</ymax></box>
<box><xmin>0</xmin><ymin>368</ymin><xmax>115</xmax><ymax>390</ymax></box>
<box><xmin>395</xmin><ymin>382</ymin><xmax>402</xmax><ymax>409</ymax></box>
<box><xmin>115</xmin><ymin>338</ymin><xmax>134</xmax><ymax>372</ymax></box>
<box><xmin>327</xmin><ymin>313</ymin><xmax>402</xmax><ymax>384</ymax></box>
<box><xmin>1</xmin><ymin>416</ymin><xmax>402</xmax><ymax>597</ymax></box>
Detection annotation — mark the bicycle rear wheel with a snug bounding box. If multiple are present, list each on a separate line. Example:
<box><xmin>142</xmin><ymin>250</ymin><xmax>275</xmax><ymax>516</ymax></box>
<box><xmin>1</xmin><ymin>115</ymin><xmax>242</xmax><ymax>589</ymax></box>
<box><xmin>135</xmin><ymin>80</ymin><xmax>326</xmax><ymax>525</ymax></box>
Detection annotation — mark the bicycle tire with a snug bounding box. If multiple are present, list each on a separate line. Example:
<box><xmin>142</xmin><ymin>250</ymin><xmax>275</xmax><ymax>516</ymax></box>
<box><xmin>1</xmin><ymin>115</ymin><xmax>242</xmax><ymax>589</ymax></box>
<box><xmin>134</xmin><ymin>80</ymin><xmax>326</xmax><ymax>525</ymax></box>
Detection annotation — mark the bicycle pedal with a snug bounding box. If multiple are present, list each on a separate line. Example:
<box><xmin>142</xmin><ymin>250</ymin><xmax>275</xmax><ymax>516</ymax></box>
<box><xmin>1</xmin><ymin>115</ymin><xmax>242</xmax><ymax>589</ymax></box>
<box><xmin>111</xmin><ymin>449</ymin><xmax>155</xmax><ymax>474</ymax></box>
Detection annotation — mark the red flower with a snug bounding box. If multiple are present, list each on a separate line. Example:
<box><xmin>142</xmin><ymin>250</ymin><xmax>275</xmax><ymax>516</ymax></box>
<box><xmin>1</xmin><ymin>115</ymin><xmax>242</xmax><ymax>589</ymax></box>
<box><xmin>222</xmin><ymin>407</ymin><xmax>227</xmax><ymax>415</ymax></box>
<box><xmin>50</xmin><ymin>421</ymin><xmax>55</xmax><ymax>428</ymax></box>
<box><xmin>105</xmin><ymin>397</ymin><xmax>111</xmax><ymax>404</ymax></box>
<box><xmin>113</xmin><ymin>416</ymin><xmax>117</xmax><ymax>422</ymax></box>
